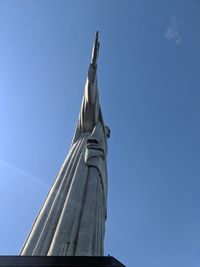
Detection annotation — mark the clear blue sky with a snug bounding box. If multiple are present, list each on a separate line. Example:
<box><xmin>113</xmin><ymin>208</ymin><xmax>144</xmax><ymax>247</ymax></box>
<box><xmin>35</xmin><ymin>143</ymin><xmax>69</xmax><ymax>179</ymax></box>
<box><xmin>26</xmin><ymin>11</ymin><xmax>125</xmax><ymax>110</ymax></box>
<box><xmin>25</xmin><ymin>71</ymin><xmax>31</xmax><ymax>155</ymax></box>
<box><xmin>0</xmin><ymin>1</ymin><xmax>200</xmax><ymax>266</ymax></box>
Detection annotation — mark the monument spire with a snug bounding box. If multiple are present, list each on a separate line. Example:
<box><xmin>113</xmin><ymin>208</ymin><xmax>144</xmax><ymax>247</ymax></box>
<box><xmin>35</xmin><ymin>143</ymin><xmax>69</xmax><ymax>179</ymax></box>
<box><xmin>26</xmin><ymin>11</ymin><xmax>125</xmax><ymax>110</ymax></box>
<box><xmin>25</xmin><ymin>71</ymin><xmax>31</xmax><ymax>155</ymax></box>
<box><xmin>20</xmin><ymin>32</ymin><xmax>110</xmax><ymax>256</ymax></box>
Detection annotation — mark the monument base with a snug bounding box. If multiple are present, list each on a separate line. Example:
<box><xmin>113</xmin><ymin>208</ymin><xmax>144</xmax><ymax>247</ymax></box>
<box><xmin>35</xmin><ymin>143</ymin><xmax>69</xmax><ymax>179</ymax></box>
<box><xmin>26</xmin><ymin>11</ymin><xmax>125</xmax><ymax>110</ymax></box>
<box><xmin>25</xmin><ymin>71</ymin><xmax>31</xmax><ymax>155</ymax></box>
<box><xmin>0</xmin><ymin>256</ymin><xmax>125</xmax><ymax>267</ymax></box>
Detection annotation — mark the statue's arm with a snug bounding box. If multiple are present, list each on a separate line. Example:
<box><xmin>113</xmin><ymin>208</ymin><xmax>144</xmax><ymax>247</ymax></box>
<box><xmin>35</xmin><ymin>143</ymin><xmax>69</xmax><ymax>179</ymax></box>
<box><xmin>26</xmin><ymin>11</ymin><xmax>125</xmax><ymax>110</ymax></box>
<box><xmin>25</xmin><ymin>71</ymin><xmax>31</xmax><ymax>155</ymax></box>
<box><xmin>71</xmin><ymin>32</ymin><xmax>102</xmax><ymax>144</ymax></box>
<box><xmin>75</xmin><ymin>32</ymin><xmax>101</xmax><ymax>134</ymax></box>
<box><xmin>85</xmin><ymin>31</ymin><xmax>99</xmax><ymax>102</ymax></box>
<box><xmin>91</xmin><ymin>31</ymin><xmax>99</xmax><ymax>67</ymax></box>
<box><xmin>87</xmin><ymin>31</ymin><xmax>99</xmax><ymax>85</ymax></box>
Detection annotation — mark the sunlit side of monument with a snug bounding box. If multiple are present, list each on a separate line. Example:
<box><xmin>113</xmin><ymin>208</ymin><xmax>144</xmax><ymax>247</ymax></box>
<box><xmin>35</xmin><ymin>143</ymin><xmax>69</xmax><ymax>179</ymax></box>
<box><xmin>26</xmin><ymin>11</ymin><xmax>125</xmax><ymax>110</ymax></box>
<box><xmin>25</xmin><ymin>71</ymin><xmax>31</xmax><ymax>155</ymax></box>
<box><xmin>20</xmin><ymin>32</ymin><xmax>110</xmax><ymax>257</ymax></box>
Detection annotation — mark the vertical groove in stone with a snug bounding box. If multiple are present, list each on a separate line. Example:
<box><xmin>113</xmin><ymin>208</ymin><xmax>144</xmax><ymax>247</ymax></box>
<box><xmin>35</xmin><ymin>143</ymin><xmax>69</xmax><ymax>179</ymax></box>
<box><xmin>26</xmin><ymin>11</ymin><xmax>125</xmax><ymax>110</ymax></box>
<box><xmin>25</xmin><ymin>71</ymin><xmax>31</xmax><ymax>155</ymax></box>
<box><xmin>47</xmin><ymin>138</ymin><xmax>92</xmax><ymax>255</ymax></box>
<box><xmin>21</xmin><ymin>138</ymin><xmax>85</xmax><ymax>255</ymax></box>
<box><xmin>32</xmin><ymin>138</ymin><xmax>86</xmax><ymax>255</ymax></box>
<box><xmin>20</xmin><ymin>141</ymin><xmax>79</xmax><ymax>255</ymax></box>
<box><xmin>74</xmin><ymin>167</ymin><xmax>98</xmax><ymax>255</ymax></box>
<box><xmin>68</xmin><ymin>165</ymin><xmax>90</xmax><ymax>256</ymax></box>
<box><xmin>47</xmin><ymin>150</ymin><xmax>86</xmax><ymax>255</ymax></box>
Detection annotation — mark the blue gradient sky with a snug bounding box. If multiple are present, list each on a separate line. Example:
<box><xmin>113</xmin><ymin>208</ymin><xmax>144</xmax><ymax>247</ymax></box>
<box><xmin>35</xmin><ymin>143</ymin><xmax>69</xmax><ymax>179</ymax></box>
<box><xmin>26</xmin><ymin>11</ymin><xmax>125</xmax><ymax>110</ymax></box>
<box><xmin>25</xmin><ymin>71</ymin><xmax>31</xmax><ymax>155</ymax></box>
<box><xmin>0</xmin><ymin>1</ymin><xmax>200</xmax><ymax>266</ymax></box>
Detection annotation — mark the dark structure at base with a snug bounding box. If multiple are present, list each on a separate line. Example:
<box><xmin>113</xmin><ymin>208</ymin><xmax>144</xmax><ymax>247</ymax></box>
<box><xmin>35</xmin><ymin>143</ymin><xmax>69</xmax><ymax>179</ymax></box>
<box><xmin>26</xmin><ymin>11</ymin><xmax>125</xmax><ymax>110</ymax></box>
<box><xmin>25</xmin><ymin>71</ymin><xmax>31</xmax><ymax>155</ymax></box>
<box><xmin>0</xmin><ymin>256</ymin><xmax>125</xmax><ymax>267</ymax></box>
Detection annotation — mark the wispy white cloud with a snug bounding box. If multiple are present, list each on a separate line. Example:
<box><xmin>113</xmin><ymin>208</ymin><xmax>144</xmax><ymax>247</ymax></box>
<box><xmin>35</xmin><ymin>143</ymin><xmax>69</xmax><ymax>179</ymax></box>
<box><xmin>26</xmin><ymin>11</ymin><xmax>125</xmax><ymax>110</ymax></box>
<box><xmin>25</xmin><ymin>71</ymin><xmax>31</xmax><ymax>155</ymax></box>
<box><xmin>0</xmin><ymin>159</ymin><xmax>49</xmax><ymax>189</ymax></box>
<box><xmin>165</xmin><ymin>17</ymin><xmax>182</xmax><ymax>45</ymax></box>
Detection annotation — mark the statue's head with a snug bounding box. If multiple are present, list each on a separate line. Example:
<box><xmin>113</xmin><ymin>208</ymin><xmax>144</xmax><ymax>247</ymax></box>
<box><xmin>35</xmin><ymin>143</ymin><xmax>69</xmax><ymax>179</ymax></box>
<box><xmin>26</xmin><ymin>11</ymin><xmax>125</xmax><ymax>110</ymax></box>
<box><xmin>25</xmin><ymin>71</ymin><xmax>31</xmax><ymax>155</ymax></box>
<box><xmin>105</xmin><ymin>126</ymin><xmax>111</xmax><ymax>138</ymax></box>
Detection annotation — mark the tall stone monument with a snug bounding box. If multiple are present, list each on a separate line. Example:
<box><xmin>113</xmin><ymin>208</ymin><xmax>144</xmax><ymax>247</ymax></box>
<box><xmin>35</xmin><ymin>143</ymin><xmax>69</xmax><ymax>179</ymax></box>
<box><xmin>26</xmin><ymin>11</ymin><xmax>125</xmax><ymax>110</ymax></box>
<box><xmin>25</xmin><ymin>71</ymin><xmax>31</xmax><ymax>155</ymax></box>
<box><xmin>20</xmin><ymin>32</ymin><xmax>110</xmax><ymax>257</ymax></box>
<box><xmin>0</xmin><ymin>32</ymin><xmax>126</xmax><ymax>267</ymax></box>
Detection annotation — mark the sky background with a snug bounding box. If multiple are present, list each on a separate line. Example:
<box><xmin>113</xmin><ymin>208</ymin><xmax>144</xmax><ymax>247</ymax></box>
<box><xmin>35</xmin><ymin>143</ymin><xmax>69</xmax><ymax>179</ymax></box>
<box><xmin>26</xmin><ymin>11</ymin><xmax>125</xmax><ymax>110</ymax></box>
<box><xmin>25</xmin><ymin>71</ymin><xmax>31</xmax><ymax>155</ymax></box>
<box><xmin>0</xmin><ymin>0</ymin><xmax>200</xmax><ymax>266</ymax></box>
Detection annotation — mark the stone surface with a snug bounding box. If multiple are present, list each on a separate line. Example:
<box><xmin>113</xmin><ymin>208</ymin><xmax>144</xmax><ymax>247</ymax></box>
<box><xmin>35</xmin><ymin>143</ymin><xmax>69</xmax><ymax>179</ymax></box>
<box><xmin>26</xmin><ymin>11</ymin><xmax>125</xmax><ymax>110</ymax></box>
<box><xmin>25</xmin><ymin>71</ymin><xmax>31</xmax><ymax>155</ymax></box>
<box><xmin>20</xmin><ymin>32</ymin><xmax>110</xmax><ymax>256</ymax></box>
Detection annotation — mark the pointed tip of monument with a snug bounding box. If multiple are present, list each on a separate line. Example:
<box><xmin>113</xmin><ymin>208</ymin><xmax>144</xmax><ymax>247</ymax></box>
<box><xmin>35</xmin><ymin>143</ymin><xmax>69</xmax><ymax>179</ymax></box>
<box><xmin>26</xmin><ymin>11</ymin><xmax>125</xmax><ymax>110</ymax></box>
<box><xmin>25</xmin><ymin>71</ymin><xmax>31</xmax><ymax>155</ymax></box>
<box><xmin>95</xmin><ymin>30</ymin><xmax>99</xmax><ymax>41</ymax></box>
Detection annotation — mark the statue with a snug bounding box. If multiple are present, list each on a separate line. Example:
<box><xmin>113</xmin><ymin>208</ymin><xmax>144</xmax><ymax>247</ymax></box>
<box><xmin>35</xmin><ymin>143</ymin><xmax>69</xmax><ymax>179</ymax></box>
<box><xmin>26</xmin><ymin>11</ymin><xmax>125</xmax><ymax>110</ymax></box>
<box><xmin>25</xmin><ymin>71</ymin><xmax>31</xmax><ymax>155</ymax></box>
<box><xmin>20</xmin><ymin>32</ymin><xmax>110</xmax><ymax>256</ymax></box>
